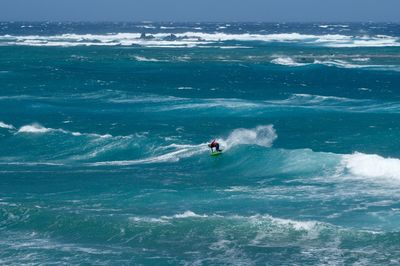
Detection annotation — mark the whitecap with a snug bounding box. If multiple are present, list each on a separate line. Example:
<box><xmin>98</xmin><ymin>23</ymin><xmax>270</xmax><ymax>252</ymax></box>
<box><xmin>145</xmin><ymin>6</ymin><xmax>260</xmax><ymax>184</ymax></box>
<box><xmin>352</xmin><ymin>57</ymin><xmax>371</xmax><ymax>62</ymax></box>
<box><xmin>18</xmin><ymin>124</ymin><xmax>53</xmax><ymax>133</ymax></box>
<box><xmin>177</xmin><ymin>86</ymin><xmax>196</xmax><ymax>90</ymax></box>
<box><xmin>133</xmin><ymin>56</ymin><xmax>163</xmax><ymax>62</ymax></box>
<box><xmin>0</xmin><ymin>121</ymin><xmax>14</xmax><ymax>130</ymax></box>
<box><xmin>172</xmin><ymin>211</ymin><xmax>208</xmax><ymax>219</ymax></box>
<box><xmin>271</xmin><ymin>57</ymin><xmax>309</xmax><ymax>67</ymax></box>
<box><xmin>341</xmin><ymin>152</ymin><xmax>400</xmax><ymax>181</ymax></box>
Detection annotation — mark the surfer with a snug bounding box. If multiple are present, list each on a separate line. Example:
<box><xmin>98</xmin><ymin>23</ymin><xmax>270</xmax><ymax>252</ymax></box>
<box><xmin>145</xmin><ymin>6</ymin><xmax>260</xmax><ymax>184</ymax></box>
<box><xmin>208</xmin><ymin>139</ymin><xmax>221</xmax><ymax>152</ymax></box>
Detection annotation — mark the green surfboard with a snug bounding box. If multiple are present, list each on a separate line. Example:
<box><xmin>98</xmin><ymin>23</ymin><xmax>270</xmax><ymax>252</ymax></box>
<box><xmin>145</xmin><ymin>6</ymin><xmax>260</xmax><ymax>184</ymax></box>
<box><xmin>210</xmin><ymin>150</ymin><xmax>223</xmax><ymax>156</ymax></box>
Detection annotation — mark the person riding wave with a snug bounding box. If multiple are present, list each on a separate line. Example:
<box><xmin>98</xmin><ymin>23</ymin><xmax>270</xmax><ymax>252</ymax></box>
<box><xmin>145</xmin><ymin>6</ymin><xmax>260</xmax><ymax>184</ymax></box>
<box><xmin>208</xmin><ymin>139</ymin><xmax>221</xmax><ymax>152</ymax></box>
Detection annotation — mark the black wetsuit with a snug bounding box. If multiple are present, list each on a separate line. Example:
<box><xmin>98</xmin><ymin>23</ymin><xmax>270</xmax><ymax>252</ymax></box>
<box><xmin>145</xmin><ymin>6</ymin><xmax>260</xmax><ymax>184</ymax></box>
<box><xmin>210</xmin><ymin>141</ymin><xmax>221</xmax><ymax>152</ymax></box>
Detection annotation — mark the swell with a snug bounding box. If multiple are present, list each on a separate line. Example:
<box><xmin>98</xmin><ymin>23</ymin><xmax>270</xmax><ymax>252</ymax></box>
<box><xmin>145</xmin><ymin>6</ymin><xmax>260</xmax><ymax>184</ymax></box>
<box><xmin>3</xmin><ymin>91</ymin><xmax>400</xmax><ymax>114</ymax></box>
<box><xmin>0</xmin><ymin>123</ymin><xmax>278</xmax><ymax>166</ymax></box>
<box><xmin>3</xmin><ymin>122</ymin><xmax>400</xmax><ymax>187</ymax></box>
<box><xmin>149</xmin><ymin>94</ymin><xmax>400</xmax><ymax>114</ymax></box>
<box><xmin>1</xmin><ymin>204</ymin><xmax>397</xmax><ymax>265</ymax></box>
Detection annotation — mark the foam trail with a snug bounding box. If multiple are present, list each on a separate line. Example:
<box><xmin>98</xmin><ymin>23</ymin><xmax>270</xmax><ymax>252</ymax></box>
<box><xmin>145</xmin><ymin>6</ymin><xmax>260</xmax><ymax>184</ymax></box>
<box><xmin>219</xmin><ymin>125</ymin><xmax>277</xmax><ymax>150</ymax></box>
<box><xmin>90</xmin><ymin>143</ymin><xmax>208</xmax><ymax>166</ymax></box>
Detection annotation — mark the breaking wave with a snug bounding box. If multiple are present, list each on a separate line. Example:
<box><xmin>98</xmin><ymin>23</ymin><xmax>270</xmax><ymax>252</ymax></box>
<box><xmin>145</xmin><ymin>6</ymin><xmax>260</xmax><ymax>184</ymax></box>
<box><xmin>340</xmin><ymin>152</ymin><xmax>400</xmax><ymax>181</ymax></box>
<box><xmin>0</xmin><ymin>32</ymin><xmax>398</xmax><ymax>48</ymax></box>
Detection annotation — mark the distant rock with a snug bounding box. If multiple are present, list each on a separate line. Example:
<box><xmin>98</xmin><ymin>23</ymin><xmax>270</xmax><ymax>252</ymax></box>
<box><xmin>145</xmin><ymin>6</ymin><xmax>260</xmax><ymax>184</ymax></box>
<box><xmin>140</xmin><ymin>33</ymin><xmax>154</xmax><ymax>40</ymax></box>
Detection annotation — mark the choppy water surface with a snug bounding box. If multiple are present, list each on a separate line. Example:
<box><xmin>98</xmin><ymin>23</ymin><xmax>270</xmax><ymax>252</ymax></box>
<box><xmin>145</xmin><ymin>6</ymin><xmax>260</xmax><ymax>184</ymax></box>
<box><xmin>1</xmin><ymin>22</ymin><xmax>400</xmax><ymax>265</ymax></box>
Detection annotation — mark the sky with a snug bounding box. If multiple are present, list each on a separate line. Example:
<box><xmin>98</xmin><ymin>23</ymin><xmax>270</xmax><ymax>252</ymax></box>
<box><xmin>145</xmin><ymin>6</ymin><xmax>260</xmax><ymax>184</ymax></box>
<box><xmin>0</xmin><ymin>0</ymin><xmax>399</xmax><ymax>22</ymax></box>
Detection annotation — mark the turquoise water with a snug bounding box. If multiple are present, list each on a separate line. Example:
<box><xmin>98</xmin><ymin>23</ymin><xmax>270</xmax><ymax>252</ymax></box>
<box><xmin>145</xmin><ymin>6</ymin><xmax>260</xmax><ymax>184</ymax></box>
<box><xmin>1</xmin><ymin>22</ymin><xmax>400</xmax><ymax>265</ymax></box>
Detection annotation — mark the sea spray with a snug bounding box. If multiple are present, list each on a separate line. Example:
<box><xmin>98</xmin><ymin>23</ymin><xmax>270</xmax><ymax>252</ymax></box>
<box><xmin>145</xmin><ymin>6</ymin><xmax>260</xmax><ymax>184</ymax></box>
<box><xmin>220</xmin><ymin>125</ymin><xmax>277</xmax><ymax>150</ymax></box>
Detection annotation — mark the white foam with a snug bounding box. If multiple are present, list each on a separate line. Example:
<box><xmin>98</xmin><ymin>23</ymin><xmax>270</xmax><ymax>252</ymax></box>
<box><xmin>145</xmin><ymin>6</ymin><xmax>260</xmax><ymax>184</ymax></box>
<box><xmin>352</xmin><ymin>57</ymin><xmax>371</xmax><ymax>62</ymax></box>
<box><xmin>358</xmin><ymin>87</ymin><xmax>372</xmax><ymax>91</ymax></box>
<box><xmin>133</xmin><ymin>56</ymin><xmax>162</xmax><ymax>62</ymax></box>
<box><xmin>250</xmin><ymin>214</ymin><xmax>319</xmax><ymax>231</ymax></box>
<box><xmin>318</xmin><ymin>24</ymin><xmax>348</xmax><ymax>29</ymax></box>
<box><xmin>129</xmin><ymin>217</ymin><xmax>167</xmax><ymax>223</ymax></box>
<box><xmin>160</xmin><ymin>26</ymin><xmax>175</xmax><ymax>30</ymax></box>
<box><xmin>327</xmin><ymin>35</ymin><xmax>399</xmax><ymax>48</ymax></box>
<box><xmin>130</xmin><ymin>211</ymin><xmax>321</xmax><ymax>233</ymax></box>
<box><xmin>270</xmin><ymin>56</ymin><xmax>395</xmax><ymax>71</ymax></box>
<box><xmin>341</xmin><ymin>152</ymin><xmax>400</xmax><ymax>181</ymax></box>
<box><xmin>177</xmin><ymin>86</ymin><xmax>196</xmax><ymax>90</ymax></box>
<box><xmin>137</xmin><ymin>25</ymin><xmax>156</xmax><ymax>29</ymax></box>
<box><xmin>18</xmin><ymin>124</ymin><xmax>53</xmax><ymax>133</ymax></box>
<box><xmin>130</xmin><ymin>211</ymin><xmax>212</xmax><ymax>224</ymax></box>
<box><xmin>173</xmin><ymin>211</ymin><xmax>208</xmax><ymax>219</ymax></box>
<box><xmin>0</xmin><ymin>121</ymin><xmax>14</xmax><ymax>129</ymax></box>
<box><xmin>271</xmin><ymin>57</ymin><xmax>309</xmax><ymax>67</ymax></box>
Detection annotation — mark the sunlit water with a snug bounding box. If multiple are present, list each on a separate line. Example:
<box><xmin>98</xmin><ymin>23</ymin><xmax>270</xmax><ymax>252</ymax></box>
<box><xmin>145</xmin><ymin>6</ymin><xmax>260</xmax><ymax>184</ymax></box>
<box><xmin>1</xmin><ymin>22</ymin><xmax>400</xmax><ymax>265</ymax></box>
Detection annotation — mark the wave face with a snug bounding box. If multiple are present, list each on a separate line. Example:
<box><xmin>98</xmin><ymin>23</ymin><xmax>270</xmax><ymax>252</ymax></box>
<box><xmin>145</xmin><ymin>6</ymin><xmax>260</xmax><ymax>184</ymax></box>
<box><xmin>1</xmin><ymin>22</ymin><xmax>400</xmax><ymax>265</ymax></box>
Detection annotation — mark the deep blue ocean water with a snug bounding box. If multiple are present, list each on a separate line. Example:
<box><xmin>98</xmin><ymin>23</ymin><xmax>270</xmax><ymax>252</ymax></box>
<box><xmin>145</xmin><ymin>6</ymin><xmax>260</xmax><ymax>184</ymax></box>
<box><xmin>1</xmin><ymin>22</ymin><xmax>400</xmax><ymax>265</ymax></box>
